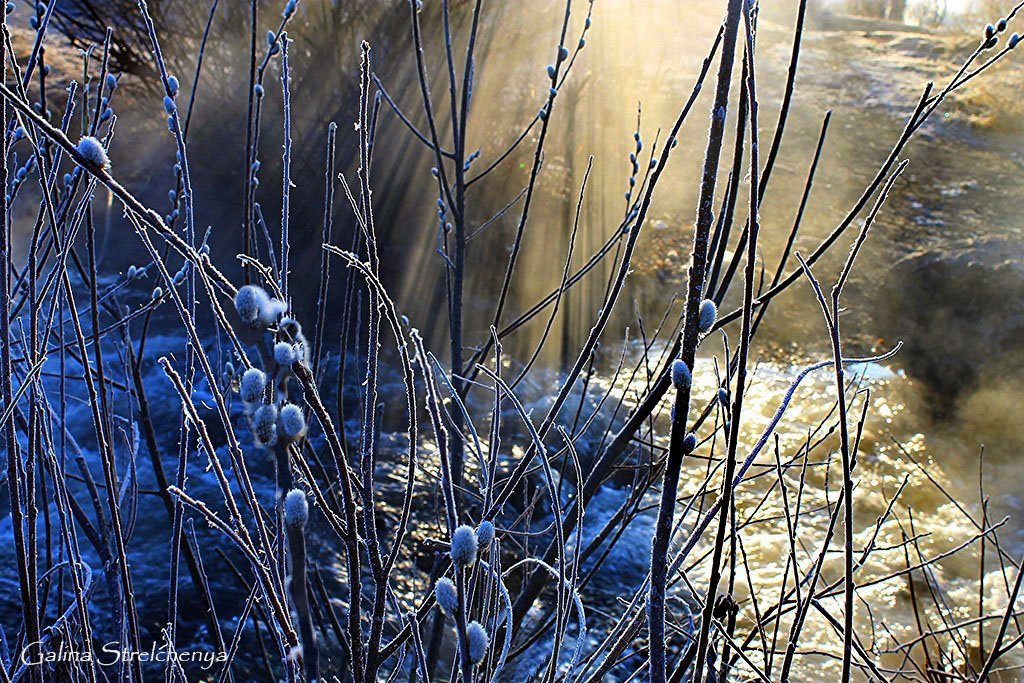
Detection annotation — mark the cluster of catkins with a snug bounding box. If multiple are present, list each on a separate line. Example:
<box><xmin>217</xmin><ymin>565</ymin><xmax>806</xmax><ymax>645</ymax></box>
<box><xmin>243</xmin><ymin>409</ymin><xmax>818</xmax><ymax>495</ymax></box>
<box><xmin>233</xmin><ymin>283</ymin><xmax>319</xmax><ymax>677</ymax></box>
<box><xmin>669</xmin><ymin>298</ymin><xmax>718</xmax><ymax>453</ymax></box>
<box><xmin>435</xmin><ymin>522</ymin><xmax>496</xmax><ymax>666</ymax></box>
<box><xmin>233</xmin><ymin>284</ymin><xmax>310</xmax><ymax>449</ymax></box>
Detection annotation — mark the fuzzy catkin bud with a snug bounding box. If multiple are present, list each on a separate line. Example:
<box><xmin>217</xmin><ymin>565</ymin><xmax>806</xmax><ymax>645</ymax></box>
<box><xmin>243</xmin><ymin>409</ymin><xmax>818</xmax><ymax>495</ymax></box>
<box><xmin>435</xmin><ymin>577</ymin><xmax>458</xmax><ymax>615</ymax></box>
<box><xmin>240</xmin><ymin>368</ymin><xmax>266</xmax><ymax>404</ymax></box>
<box><xmin>274</xmin><ymin>341</ymin><xmax>297</xmax><ymax>366</ymax></box>
<box><xmin>698</xmin><ymin>299</ymin><xmax>717</xmax><ymax>334</ymax></box>
<box><xmin>280</xmin><ymin>403</ymin><xmax>306</xmax><ymax>439</ymax></box>
<box><xmin>234</xmin><ymin>285</ymin><xmax>269</xmax><ymax>324</ymax></box>
<box><xmin>77</xmin><ymin>136</ymin><xmax>110</xmax><ymax>170</ymax></box>
<box><xmin>259</xmin><ymin>298</ymin><xmax>287</xmax><ymax>327</ymax></box>
<box><xmin>682</xmin><ymin>433</ymin><xmax>697</xmax><ymax>454</ymax></box>
<box><xmin>450</xmin><ymin>525</ymin><xmax>478</xmax><ymax>568</ymax></box>
<box><xmin>254</xmin><ymin>404</ymin><xmax>278</xmax><ymax>446</ymax></box>
<box><xmin>467</xmin><ymin>621</ymin><xmax>489</xmax><ymax>664</ymax></box>
<box><xmin>476</xmin><ymin>520</ymin><xmax>495</xmax><ymax>552</ymax></box>
<box><xmin>284</xmin><ymin>489</ymin><xmax>309</xmax><ymax>529</ymax></box>
<box><xmin>671</xmin><ymin>359</ymin><xmax>691</xmax><ymax>391</ymax></box>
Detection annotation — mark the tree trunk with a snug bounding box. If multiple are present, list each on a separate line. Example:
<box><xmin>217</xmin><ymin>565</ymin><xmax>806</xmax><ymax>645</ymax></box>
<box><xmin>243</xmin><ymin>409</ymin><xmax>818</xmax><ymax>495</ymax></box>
<box><xmin>857</xmin><ymin>0</ymin><xmax>888</xmax><ymax>18</ymax></box>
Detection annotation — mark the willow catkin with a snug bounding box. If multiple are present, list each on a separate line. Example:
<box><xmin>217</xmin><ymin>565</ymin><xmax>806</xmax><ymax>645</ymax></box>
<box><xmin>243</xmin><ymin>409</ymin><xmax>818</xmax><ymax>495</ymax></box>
<box><xmin>280</xmin><ymin>404</ymin><xmax>306</xmax><ymax>439</ymax></box>
<box><xmin>698</xmin><ymin>299</ymin><xmax>717</xmax><ymax>334</ymax></box>
<box><xmin>467</xmin><ymin>621</ymin><xmax>490</xmax><ymax>664</ymax></box>
<box><xmin>254</xmin><ymin>404</ymin><xmax>279</xmax><ymax>447</ymax></box>
<box><xmin>259</xmin><ymin>298</ymin><xmax>287</xmax><ymax>327</ymax></box>
<box><xmin>284</xmin><ymin>489</ymin><xmax>309</xmax><ymax>529</ymax></box>
<box><xmin>476</xmin><ymin>520</ymin><xmax>495</xmax><ymax>552</ymax></box>
<box><xmin>274</xmin><ymin>341</ymin><xmax>297</xmax><ymax>366</ymax></box>
<box><xmin>77</xmin><ymin>136</ymin><xmax>110</xmax><ymax>170</ymax></box>
<box><xmin>234</xmin><ymin>285</ymin><xmax>270</xmax><ymax>325</ymax></box>
<box><xmin>671</xmin><ymin>359</ymin><xmax>692</xmax><ymax>391</ymax></box>
<box><xmin>435</xmin><ymin>577</ymin><xmax>458</xmax><ymax>615</ymax></box>
<box><xmin>450</xmin><ymin>525</ymin><xmax>478</xmax><ymax>568</ymax></box>
<box><xmin>240</xmin><ymin>368</ymin><xmax>267</xmax><ymax>404</ymax></box>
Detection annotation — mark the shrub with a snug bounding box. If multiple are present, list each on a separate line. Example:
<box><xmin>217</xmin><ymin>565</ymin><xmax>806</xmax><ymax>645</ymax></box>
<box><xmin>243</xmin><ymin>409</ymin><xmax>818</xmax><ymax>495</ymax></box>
<box><xmin>1</xmin><ymin>1</ymin><xmax>1021</xmax><ymax>681</ymax></box>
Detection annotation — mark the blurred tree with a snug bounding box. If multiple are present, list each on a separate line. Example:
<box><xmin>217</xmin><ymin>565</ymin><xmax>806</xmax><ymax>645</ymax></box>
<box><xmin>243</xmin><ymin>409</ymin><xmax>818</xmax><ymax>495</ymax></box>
<box><xmin>850</xmin><ymin>0</ymin><xmax>906</xmax><ymax>20</ymax></box>
<box><xmin>49</xmin><ymin>0</ymin><xmax>209</xmax><ymax>86</ymax></box>
<box><xmin>48</xmin><ymin>0</ymin><xmax>408</xmax><ymax>91</ymax></box>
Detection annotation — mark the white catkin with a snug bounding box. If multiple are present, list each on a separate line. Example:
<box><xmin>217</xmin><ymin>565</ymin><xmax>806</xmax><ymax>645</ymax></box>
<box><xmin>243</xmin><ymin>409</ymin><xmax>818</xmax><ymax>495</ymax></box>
<box><xmin>450</xmin><ymin>525</ymin><xmax>478</xmax><ymax>568</ymax></box>
<box><xmin>435</xmin><ymin>577</ymin><xmax>458</xmax><ymax>615</ymax></box>
<box><xmin>259</xmin><ymin>298</ymin><xmax>287</xmax><ymax>327</ymax></box>
<box><xmin>671</xmin><ymin>359</ymin><xmax>691</xmax><ymax>391</ymax></box>
<box><xmin>254</xmin><ymin>404</ymin><xmax>278</xmax><ymax>446</ymax></box>
<box><xmin>274</xmin><ymin>341</ymin><xmax>297</xmax><ymax>366</ymax></box>
<box><xmin>476</xmin><ymin>520</ymin><xmax>495</xmax><ymax>552</ymax></box>
<box><xmin>284</xmin><ymin>489</ymin><xmax>309</xmax><ymax>529</ymax></box>
<box><xmin>698</xmin><ymin>299</ymin><xmax>717</xmax><ymax>334</ymax></box>
<box><xmin>239</xmin><ymin>368</ymin><xmax>266</xmax><ymax>404</ymax></box>
<box><xmin>280</xmin><ymin>403</ymin><xmax>306</xmax><ymax>439</ymax></box>
<box><xmin>467</xmin><ymin>621</ymin><xmax>489</xmax><ymax>663</ymax></box>
<box><xmin>234</xmin><ymin>285</ymin><xmax>269</xmax><ymax>324</ymax></box>
<box><xmin>77</xmin><ymin>136</ymin><xmax>110</xmax><ymax>170</ymax></box>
